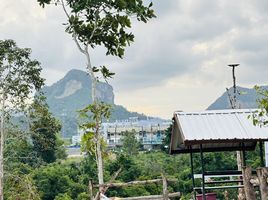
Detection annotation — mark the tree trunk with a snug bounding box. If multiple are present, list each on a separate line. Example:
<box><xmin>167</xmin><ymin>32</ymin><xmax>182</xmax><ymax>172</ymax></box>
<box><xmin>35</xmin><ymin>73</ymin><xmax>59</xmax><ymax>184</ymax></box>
<box><xmin>242</xmin><ymin>166</ymin><xmax>256</xmax><ymax>200</ymax></box>
<box><xmin>85</xmin><ymin>48</ymin><xmax>97</xmax><ymax>103</ymax></box>
<box><xmin>256</xmin><ymin>167</ymin><xmax>268</xmax><ymax>200</ymax></box>
<box><xmin>63</xmin><ymin>3</ymin><xmax>105</xmax><ymax>193</ymax></box>
<box><xmin>96</xmin><ymin>134</ymin><xmax>104</xmax><ymax>185</ymax></box>
<box><xmin>0</xmin><ymin>96</ymin><xmax>5</xmax><ymax>200</ymax></box>
<box><xmin>85</xmin><ymin>48</ymin><xmax>104</xmax><ymax>186</ymax></box>
<box><xmin>88</xmin><ymin>66</ymin><xmax>97</xmax><ymax>103</ymax></box>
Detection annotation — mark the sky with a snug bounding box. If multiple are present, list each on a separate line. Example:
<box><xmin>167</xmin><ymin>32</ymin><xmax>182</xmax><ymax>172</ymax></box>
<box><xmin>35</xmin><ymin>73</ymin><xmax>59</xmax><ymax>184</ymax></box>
<box><xmin>1</xmin><ymin>0</ymin><xmax>268</xmax><ymax>119</ymax></box>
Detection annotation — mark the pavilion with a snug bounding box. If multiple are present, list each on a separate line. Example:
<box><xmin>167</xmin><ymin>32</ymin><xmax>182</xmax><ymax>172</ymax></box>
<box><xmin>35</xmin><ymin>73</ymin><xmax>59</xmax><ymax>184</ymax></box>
<box><xmin>169</xmin><ymin>109</ymin><xmax>268</xmax><ymax>200</ymax></box>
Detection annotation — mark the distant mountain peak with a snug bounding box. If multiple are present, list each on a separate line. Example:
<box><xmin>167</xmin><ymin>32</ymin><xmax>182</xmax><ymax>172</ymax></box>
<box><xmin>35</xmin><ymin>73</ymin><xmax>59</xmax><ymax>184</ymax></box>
<box><xmin>207</xmin><ymin>85</ymin><xmax>268</xmax><ymax>110</ymax></box>
<box><xmin>64</xmin><ymin>69</ymin><xmax>88</xmax><ymax>79</ymax></box>
<box><xmin>43</xmin><ymin>68</ymin><xmax>149</xmax><ymax>138</ymax></box>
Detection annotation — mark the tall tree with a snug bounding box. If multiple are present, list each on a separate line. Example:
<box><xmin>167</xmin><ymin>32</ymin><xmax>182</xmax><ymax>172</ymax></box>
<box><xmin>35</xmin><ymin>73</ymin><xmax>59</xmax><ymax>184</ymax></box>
<box><xmin>0</xmin><ymin>39</ymin><xmax>44</xmax><ymax>200</ymax></box>
<box><xmin>121</xmin><ymin>130</ymin><xmax>140</xmax><ymax>156</ymax></box>
<box><xmin>28</xmin><ymin>96</ymin><xmax>66</xmax><ymax>163</ymax></box>
<box><xmin>37</xmin><ymin>0</ymin><xmax>155</xmax><ymax>189</ymax></box>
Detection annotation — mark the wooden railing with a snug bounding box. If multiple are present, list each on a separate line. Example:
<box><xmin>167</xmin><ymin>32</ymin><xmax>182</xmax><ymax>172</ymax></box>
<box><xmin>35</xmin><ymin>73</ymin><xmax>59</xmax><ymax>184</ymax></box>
<box><xmin>89</xmin><ymin>174</ymin><xmax>180</xmax><ymax>200</ymax></box>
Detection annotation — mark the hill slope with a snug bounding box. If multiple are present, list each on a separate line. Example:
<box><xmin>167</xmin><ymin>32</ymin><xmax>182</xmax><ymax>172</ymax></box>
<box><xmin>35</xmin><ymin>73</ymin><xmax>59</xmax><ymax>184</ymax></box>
<box><xmin>207</xmin><ymin>86</ymin><xmax>268</xmax><ymax>110</ymax></box>
<box><xmin>43</xmin><ymin>69</ymin><xmax>147</xmax><ymax>138</ymax></box>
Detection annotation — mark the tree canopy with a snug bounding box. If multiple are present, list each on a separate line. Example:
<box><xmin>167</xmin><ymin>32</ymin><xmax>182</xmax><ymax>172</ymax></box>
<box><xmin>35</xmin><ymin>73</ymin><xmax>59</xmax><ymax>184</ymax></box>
<box><xmin>37</xmin><ymin>0</ymin><xmax>155</xmax><ymax>54</ymax></box>
<box><xmin>0</xmin><ymin>39</ymin><xmax>44</xmax><ymax>109</ymax></box>
<box><xmin>37</xmin><ymin>0</ymin><xmax>155</xmax><ymax>82</ymax></box>
<box><xmin>29</xmin><ymin>96</ymin><xmax>66</xmax><ymax>163</ymax></box>
<box><xmin>0</xmin><ymin>39</ymin><xmax>44</xmax><ymax>200</ymax></box>
<box><xmin>252</xmin><ymin>86</ymin><xmax>268</xmax><ymax>126</ymax></box>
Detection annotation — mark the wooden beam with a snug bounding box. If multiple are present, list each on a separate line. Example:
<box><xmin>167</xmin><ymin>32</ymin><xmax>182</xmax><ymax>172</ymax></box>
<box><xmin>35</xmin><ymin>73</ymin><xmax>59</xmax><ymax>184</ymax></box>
<box><xmin>205</xmin><ymin>180</ymin><xmax>243</xmax><ymax>184</ymax></box>
<box><xmin>194</xmin><ymin>185</ymin><xmax>244</xmax><ymax>190</ymax></box>
<box><xmin>94</xmin><ymin>179</ymin><xmax>177</xmax><ymax>188</ymax></box>
<box><xmin>119</xmin><ymin>192</ymin><xmax>181</xmax><ymax>200</ymax></box>
<box><xmin>171</xmin><ymin>145</ymin><xmax>256</xmax><ymax>154</ymax></box>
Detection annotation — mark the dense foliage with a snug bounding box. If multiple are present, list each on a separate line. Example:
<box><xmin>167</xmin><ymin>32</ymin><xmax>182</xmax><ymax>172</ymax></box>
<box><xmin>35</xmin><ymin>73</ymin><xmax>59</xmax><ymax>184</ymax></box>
<box><xmin>0</xmin><ymin>39</ymin><xmax>45</xmax><ymax>200</ymax></box>
<box><xmin>1</xmin><ymin>96</ymin><xmax>263</xmax><ymax>199</ymax></box>
<box><xmin>252</xmin><ymin>86</ymin><xmax>268</xmax><ymax>126</ymax></box>
<box><xmin>3</xmin><ymin>95</ymin><xmax>67</xmax><ymax>199</ymax></box>
<box><xmin>29</xmin><ymin>96</ymin><xmax>67</xmax><ymax>163</ymax></box>
<box><xmin>3</xmin><ymin>123</ymin><xmax>264</xmax><ymax>199</ymax></box>
<box><xmin>37</xmin><ymin>0</ymin><xmax>155</xmax><ymax>60</ymax></box>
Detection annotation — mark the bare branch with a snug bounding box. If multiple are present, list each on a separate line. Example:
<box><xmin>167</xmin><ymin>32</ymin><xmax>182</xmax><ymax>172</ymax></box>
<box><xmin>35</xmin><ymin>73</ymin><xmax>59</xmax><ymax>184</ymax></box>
<box><xmin>73</xmin><ymin>35</ymin><xmax>87</xmax><ymax>54</ymax></box>
<box><xmin>59</xmin><ymin>0</ymin><xmax>87</xmax><ymax>54</ymax></box>
<box><xmin>60</xmin><ymin>0</ymin><xmax>70</xmax><ymax>19</ymax></box>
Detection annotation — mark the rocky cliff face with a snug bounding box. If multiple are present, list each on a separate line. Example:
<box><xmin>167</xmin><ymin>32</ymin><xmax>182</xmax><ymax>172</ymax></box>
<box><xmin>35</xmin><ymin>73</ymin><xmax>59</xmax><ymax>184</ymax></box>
<box><xmin>43</xmin><ymin>69</ymin><xmax>114</xmax><ymax>111</ymax></box>
<box><xmin>43</xmin><ymin>69</ymin><xmax>146</xmax><ymax>138</ymax></box>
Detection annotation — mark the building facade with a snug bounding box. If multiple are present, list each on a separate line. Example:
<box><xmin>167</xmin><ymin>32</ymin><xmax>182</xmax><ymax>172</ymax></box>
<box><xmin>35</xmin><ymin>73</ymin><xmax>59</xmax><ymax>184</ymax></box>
<box><xmin>102</xmin><ymin>117</ymin><xmax>171</xmax><ymax>150</ymax></box>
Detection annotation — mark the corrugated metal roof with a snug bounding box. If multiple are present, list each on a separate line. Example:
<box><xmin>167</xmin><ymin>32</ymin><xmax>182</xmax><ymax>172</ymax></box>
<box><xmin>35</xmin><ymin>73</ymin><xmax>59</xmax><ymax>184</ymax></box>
<box><xmin>170</xmin><ymin>109</ymin><xmax>268</xmax><ymax>154</ymax></box>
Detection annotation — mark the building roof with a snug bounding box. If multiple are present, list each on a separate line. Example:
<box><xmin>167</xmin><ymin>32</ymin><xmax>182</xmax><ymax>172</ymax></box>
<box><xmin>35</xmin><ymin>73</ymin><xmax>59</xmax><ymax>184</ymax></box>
<box><xmin>170</xmin><ymin>109</ymin><xmax>268</xmax><ymax>154</ymax></box>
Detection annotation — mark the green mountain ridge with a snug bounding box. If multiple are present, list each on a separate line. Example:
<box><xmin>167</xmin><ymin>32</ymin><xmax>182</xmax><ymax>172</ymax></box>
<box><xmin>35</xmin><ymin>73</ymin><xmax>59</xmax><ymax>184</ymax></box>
<box><xmin>207</xmin><ymin>86</ymin><xmax>268</xmax><ymax>110</ymax></box>
<box><xmin>43</xmin><ymin>69</ymin><xmax>147</xmax><ymax>138</ymax></box>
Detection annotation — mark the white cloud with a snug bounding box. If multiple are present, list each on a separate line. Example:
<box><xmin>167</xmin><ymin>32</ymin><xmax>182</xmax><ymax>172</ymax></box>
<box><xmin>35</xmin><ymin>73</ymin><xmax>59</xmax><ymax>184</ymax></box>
<box><xmin>1</xmin><ymin>0</ymin><xmax>268</xmax><ymax>118</ymax></box>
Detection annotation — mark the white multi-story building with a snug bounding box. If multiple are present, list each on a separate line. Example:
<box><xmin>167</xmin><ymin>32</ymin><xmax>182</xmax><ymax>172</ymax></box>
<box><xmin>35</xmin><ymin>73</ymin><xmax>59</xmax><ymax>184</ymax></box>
<box><xmin>71</xmin><ymin>117</ymin><xmax>171</xmax><ymax>150</ymax></box>
<box><xmin>102</xmin><ymin>118</ymin><xmax>171</xmax><ymax>149</ymax></box>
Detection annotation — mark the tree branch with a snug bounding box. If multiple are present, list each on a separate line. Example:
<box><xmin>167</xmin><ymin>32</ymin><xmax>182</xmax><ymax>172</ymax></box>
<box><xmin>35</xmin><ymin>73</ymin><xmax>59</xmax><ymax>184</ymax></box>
<box><xmin>73</xmin><ymin>35</ymin><xmax>87</xmax><ymax>54</ymax></box>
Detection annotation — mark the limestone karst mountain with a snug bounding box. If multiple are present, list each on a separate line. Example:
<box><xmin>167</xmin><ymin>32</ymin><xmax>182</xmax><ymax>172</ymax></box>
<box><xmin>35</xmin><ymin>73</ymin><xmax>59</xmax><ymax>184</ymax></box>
<box><xmin>43</xmin><ymin>69</ymin><xmax>147</xmax><ymax>138</ymax></box>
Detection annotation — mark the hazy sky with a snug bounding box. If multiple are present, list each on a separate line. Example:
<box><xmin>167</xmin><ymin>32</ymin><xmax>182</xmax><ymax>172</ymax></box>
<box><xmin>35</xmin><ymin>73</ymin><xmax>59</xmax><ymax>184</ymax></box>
<box><xmin>1</xmin><ymin>0</ymin><xmax>268</xmax><ymax>119</ymax></box>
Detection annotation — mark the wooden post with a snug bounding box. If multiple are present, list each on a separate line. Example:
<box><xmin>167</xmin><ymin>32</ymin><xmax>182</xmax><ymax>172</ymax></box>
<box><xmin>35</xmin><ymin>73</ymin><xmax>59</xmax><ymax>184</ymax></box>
<box><xmin>242</xmin><ymin>166</ymin><xmax>256</xmax><ymax>200</ymax></box>
<box><xmin>162</xmin><ymin>174</ymin><xmax>169</xmax><ymax>200</ymax></box>
<box><xmin>237</xmin><ymin>188</ymin><xmax>246</xmax><ymax>200</ymax></box>
<box><xmin>238</xmin><ymin>144</ymin><xmax>246</xmax><ymax>200</ymax></box>
<box><xmin>259</xmin><ymin>142</ymin><xmax>265</xmax><ymax>167</ymax></box>
<box><xmin>224</xmin><ymin>190</ymin><xmax>229</xmax><ymax>200</ymax></box>
<box><xmin>256</xmin><ymin>167</ymin><xmax>268</xmax><ymax>200</ymax></box>
<box><xmin>89</xmin><ymin>179</ymin><xmax>94</xmax><ymax>200</ymax></box>
<box><xmin>200</xmin><ymin>144</ymin><xmax>206</xmax><ymax>200</ymax></box>
<box><xmin>190</xmin><ymin>147</ymin><xmax>196</xmax><ymax>200</ymax></box>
